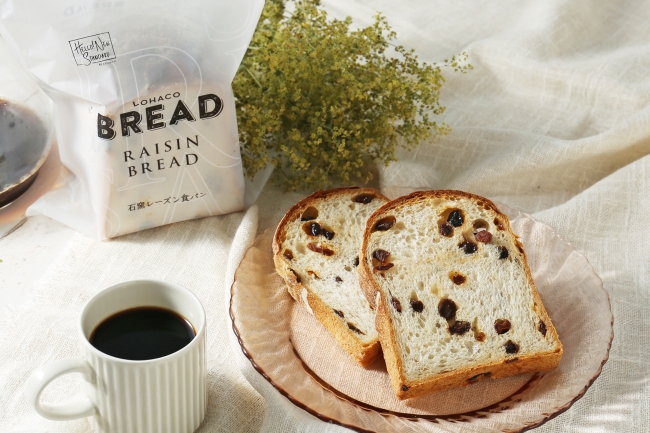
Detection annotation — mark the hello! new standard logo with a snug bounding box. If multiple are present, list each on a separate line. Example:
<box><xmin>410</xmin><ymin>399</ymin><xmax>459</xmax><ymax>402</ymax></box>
<box><xmin>69</xmin><ymin>32</ymin><xmax>116</xmax><ymax>66</ymax></box>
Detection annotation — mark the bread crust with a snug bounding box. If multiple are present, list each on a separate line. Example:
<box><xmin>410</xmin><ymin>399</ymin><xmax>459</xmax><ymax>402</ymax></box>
<box><xmin>273</xmin><ymin>187</ymin><xmax>388</xmax><ymax>367</ymax></box>
<box><xmin>360</xmin><ymin>190</ymin><xmax>563</xmax><ymax>398</ymax></box>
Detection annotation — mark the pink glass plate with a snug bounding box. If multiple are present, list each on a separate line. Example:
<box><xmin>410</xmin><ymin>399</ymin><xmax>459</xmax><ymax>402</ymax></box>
<box><xmin>230</xmin><ymin>202</ymin><xmax>613</xmax><ymax>432</ymax></box>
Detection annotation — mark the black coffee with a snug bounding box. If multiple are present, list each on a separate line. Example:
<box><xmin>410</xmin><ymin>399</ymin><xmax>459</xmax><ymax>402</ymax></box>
<box><xmin>89</xmin><ymin>307</ymin><xmax>195</xmax><ymax>360</ymax></box>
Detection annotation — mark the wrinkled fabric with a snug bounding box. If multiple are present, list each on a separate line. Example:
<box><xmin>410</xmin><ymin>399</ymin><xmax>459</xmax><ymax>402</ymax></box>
<box><xmin>321</xmin><ymin>2</ymin><xmax>649</xmax><ymax>431</ymax></box>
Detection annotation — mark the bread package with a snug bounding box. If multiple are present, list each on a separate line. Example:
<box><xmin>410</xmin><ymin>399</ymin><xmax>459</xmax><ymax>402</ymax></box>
<box><xmin>0</xmin><ymin>0</ymin><xmax>265</xmax><ymax>239</ymax></box>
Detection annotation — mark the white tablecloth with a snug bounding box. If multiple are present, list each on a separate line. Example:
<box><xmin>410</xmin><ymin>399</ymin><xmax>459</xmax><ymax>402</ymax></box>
<box><xmin>1</xmin><ymin>0</ymin><xmax>649</xmax><ymax>431</ymax></box>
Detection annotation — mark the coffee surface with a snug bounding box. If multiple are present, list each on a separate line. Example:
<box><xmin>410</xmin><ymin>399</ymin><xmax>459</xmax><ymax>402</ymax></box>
<box><xmin>89</xmin><ymin>307</ymin><xmax>195</xmax><ymax>360</ymax></box>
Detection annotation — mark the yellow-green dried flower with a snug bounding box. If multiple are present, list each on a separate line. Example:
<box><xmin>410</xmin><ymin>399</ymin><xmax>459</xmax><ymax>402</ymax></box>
<box><xmin>233</xmin><ymin>0</ymin><xmax>471</xmax><ymax>191</ymax></box>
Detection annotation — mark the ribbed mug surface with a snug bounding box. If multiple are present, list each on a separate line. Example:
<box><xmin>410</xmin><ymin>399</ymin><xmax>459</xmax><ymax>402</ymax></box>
<box><xmin>84</xmin><ymin>334</ymin><xmax>206</xmax><ymax>433</ymax></box>
<box><xmin>79</xmin><ymin>280</ymin><xmax>208</xmax><ymax>433</ymax></box>
<box><xmin>25</xmin><ymin>280</ymin><xmax>207</xmax><ymax>433</ymax></box>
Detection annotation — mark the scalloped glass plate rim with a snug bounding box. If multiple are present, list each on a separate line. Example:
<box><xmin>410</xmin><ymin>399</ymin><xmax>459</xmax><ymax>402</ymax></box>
<box><xmin>229</xmin><ymin>201</ymin><xmax>613</xmax><ymax>433</ymax></box>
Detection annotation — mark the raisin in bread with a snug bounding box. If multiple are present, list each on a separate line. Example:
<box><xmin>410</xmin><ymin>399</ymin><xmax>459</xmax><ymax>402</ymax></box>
<box><xmin>273</xmin><ymin>187</ymin><xmax>389</xmax><ymax>367</ymax></box>
<box><xmin>358</xmin><ymin>190</ymin><xmax>562</xmax><ymax>399</ymax></box>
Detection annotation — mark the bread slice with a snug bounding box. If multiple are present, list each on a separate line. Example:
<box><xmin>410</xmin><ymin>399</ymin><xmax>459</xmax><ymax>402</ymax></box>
<box><xmin>358</xmin><ymin>190</ymin><xmax>562</xmax><ymax>399</ymax></box>
<box><xmin>273</xmin><ymin>187</ymin><xmax>389</xmax><ymax>367</ymax></box>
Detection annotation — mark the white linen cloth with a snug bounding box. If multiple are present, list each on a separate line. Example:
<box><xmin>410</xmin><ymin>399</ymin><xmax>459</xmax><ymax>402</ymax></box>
<box><xmin>1</xmin><ymin>0</ymin><xmax>649</xmax><ymax>431</ymax></box>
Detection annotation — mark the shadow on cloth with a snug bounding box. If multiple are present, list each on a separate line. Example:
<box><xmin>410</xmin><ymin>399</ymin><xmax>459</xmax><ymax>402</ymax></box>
<box><xmin>197</xmin><ymin>369</ymin><xmax>266</xmax><ymax>433</ymax></box>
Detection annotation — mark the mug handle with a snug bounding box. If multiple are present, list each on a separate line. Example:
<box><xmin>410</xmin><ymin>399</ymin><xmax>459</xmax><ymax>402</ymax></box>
<box><xmin>25</xmin><ymin>357</ymin><xmax>97</xmax><ymax>421</ymax></box>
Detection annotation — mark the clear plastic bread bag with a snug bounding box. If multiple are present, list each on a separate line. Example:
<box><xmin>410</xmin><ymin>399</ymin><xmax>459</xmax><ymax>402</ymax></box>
<box><xmin>0</xmin><ymin>37</ymin><xmax>54</xmax><ymax>208</ymax></box>
<box><xmin>0</xmin><ymin>0</ymin><xmax>265</xmax><ymax>239</ymax></box>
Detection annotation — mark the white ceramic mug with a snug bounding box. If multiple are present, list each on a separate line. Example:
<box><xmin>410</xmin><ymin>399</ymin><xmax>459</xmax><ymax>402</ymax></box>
<box><xmin>25</xmin><ymin>279</ymin><xmax>206</xmax><ymax>433</ymax></box>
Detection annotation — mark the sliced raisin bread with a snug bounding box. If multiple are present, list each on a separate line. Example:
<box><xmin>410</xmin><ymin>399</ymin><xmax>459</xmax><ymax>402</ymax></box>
<box><xmin>358</xmin><ymin>190</ymin><xmax>562</xmax><ymax>399</ymax></box>
<box><xmin>273</xmin><ymin>187</ymin><xmax>389</xmax><ymax>367</ymax></box>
